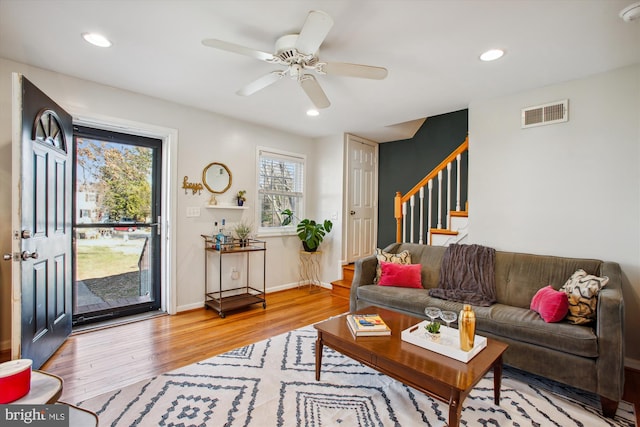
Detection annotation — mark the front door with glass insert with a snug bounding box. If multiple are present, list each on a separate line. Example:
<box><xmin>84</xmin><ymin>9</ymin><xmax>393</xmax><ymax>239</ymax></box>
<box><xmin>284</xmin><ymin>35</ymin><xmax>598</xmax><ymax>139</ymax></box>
<box><xmin>72</xmin><ymin>126</ymin><xmax>162</xmax><ymax>325</ymax></box>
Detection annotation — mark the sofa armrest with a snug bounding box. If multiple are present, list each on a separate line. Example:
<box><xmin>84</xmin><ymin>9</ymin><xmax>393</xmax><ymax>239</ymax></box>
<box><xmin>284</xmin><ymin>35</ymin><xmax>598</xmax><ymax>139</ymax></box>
<box><xmin>595</xmin><ymin>261</ymin><xmax>625</xmax><ymax>400</ymax></box>
<box><xmin>349</xmin><ymin>255</ymin><xmax>378</xmax><ymax>311</ymax></box>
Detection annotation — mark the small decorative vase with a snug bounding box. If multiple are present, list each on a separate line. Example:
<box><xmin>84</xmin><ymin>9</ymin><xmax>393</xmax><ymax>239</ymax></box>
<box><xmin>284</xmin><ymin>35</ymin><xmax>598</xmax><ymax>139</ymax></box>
<box><xmin>237</xmin><ymin>198</ymin><xmax>244</xmax><ymax>206</ymax></box>
<box><xmin>459</xmin><ymin>304</ymin><xmax>476</xmax><ymax>351</ymax></box>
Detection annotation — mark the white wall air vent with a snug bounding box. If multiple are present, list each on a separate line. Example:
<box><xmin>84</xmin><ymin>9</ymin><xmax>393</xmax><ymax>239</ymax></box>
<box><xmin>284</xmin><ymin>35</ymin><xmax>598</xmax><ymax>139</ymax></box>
<box><xmin>521</xmin><ymin>99</ymin><xmax>568</xmax><ymax>129</ymax></box>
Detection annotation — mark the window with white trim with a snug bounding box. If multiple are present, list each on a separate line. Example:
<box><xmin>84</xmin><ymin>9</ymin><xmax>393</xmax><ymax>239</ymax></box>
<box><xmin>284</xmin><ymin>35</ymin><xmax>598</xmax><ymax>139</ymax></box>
<box><xmin>257</xmin><ymin>148</ymin><xmax>305</xmax><ymax>233</ymax></box>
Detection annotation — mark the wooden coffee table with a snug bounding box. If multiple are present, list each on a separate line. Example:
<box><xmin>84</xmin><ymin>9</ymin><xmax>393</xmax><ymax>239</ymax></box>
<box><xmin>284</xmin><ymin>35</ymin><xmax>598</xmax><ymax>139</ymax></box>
<box><xmin>314</xmin><ymin>306</ymin><xmax>508</xmax><ymax>427</ymax></box>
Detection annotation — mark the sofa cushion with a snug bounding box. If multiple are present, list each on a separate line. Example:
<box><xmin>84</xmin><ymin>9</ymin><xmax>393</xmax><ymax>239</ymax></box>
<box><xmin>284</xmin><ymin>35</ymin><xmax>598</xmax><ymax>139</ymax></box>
<box><xmin>560</xmin><ymin>269</ymin><xmax>609</xmax><ymax>325</ymax></box>
<box><xmin>378</xmin><ymin>262</ymin><xmax>422</xmax><ymax>288</ymax></box>
<box><xmin>493</xmin><ymin>252</ymin><xmax>603</xmax><ymax>309</ymax></box>
<box><xmin>478</xmin><ymin>304</ymin><xmax>598</xmax><ymax>358</ymax></box>
<box><xmin>530</xmin><ymin>286</ymin><xmax>569</xmax><ymax>323</ymax></box>
<box><xmin>375</xmin><ymin>248</ymin><xmax>411</xmax><ymax>284</ymax></box>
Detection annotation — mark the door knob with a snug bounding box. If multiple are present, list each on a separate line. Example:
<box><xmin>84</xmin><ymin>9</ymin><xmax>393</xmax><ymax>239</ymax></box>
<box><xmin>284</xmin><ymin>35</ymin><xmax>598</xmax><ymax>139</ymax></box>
<box><xmin>3</xmin><ymin>253</ymin><xmax>13</xmax><ymax>261</ymax></box>
<box><xmin>350</xmin><ymin>210</ymin><xmax>356</xmax><ymax>215</ymax></box>
<box><xmin>21</xmin><ymin>251</ymin><xmax>39</xmax><ymax>261</ymax></box>
<box><xmin>21</xmin><ymin>230</ymin><xmax>32</xmax><ymax>239</ymax></box>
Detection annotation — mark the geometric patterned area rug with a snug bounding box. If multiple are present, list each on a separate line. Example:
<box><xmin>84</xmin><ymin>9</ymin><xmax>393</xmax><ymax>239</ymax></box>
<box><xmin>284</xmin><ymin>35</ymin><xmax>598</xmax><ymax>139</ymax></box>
<box><xmin>77</xmin><ymin>326</ymin><xmax>635</xmax><ymax>426</ymax></box>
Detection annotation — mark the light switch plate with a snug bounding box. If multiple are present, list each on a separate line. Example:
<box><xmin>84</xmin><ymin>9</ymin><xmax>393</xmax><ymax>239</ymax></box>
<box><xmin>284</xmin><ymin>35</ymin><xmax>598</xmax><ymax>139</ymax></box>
<box><xmin>186</xmin><ymin>207</ymin><xmax>201</xmax><ymax>217</ymax></box>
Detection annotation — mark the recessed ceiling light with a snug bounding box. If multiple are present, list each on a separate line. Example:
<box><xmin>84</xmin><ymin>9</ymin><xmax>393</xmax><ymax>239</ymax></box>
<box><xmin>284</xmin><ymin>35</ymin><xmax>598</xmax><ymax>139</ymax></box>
<box><xmin>82</xmin><ymin>32</ymin><xmax>112</xmax><ymax>48</ymax></box>
<box><xmin>480</xmin><ymin>49</ymin><xmax>505</xmax><ymax>62</ymax></box>
<box><xmin>306</xmin><ymin>109</ymin><xmax>319</xmax><ymax>117</ymax></box>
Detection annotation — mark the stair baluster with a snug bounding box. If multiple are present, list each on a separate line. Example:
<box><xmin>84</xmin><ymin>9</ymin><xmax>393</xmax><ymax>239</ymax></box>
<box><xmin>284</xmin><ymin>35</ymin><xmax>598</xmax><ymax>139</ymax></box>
<box><xmin>437</xmin><ymin>170</ymin><xmax>443</xmax><ymax>229</ymax></box>
<box><xmin>419</xmin><ymin>187</ymin><xmax>424</xmax><ymax>245</ymax></box>
<box><xmin>409</xmin><ymin>195</ymin><xmax>415</xmax><ymax>243</ymax></box>
<box><xmin>446</xmin><ymin>163</ymin><xmax>452</xmax><ymax>229</ymax></box>
<box><xmin>456</xmin><ymin>153</ymin><xmax>462</xmax><ymax>212</ymax></box>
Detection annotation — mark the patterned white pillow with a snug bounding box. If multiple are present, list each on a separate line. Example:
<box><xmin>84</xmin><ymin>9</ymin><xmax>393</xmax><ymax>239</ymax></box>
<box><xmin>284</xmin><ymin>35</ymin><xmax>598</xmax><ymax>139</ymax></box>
<box><xmin>375</xmin><ymin>248</ymin><xmax>411</xmax><ymax>284</ymax></box>
<box><xmin>560</xmin><ymin>269</ymin><xmax>609</xmax><ymax>325</ymax></box>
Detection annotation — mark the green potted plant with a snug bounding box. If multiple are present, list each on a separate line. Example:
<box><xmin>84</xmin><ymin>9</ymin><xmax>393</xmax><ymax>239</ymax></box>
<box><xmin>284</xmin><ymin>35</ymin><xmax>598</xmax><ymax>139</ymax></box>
<box><xmin>234</xmin><ymin>220</ymin><xmax>252</xmax><ymax>247</ymax></box>
<box><xmin>281</xmin><ymin>209</ymin><xmax>333</xmax><ymax>252</ymax></box>
<box><xmin>236</xmin><ymin>190</ymin><xmax>247</xmax><ymax>206</ymax></box>
<box><xmin>424</xmin><ymin>321</ymin><xmax>441</xmax><ymax>342</ymax></box>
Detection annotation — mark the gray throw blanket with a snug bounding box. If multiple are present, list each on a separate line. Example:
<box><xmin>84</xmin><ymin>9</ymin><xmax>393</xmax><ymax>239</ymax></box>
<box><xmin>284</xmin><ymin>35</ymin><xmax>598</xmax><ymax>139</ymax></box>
<box><xmin>428</xmin><ymin>244</ymin><xmax>497</xmax><ymax>306</ymax></box>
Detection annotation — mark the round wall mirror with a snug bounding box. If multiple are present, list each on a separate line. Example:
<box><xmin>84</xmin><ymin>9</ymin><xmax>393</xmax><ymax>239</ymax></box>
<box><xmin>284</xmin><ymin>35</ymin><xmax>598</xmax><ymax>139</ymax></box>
<box><xmin>202</xmin><ymin>162</ymin><xmax>232</xmax><ymax>194</ymax></box>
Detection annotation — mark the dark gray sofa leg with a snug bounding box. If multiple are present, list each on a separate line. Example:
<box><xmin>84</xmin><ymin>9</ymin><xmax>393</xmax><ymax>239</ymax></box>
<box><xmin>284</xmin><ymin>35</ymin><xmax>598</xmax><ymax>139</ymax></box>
<box><xmin>600</xmin><ymin>396</ymin><xmax>619</xmax><ymax>418</ymax></box>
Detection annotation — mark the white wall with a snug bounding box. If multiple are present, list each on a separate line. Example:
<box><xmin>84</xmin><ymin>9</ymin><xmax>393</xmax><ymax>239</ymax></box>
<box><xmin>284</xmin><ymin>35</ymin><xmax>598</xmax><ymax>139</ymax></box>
<box><xmin>469</xmin><ymin>64</ymin><xmax>640</xmax><ymax>364</ymax></box>
<box><xmin>312</xmin><ymin>134</ymin><xmax>345</xmax><ymax>285</ymax></box>
<box><xmin>0</xmin><ymin>58</ymin><xmax>345</xmax><ymax>349</ymax></box>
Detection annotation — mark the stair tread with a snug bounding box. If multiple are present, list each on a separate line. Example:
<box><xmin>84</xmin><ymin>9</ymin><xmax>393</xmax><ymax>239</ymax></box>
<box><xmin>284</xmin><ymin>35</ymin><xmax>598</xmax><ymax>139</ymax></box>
<box><xmin>430</xmin><ymin>228</ymin><xmax>459</xmax><ymax>235</ymax></box>
<box><xmin>331</xmin><ymin>279</ymin><xmax>352</xmax><ymax>288</ymax></box>
<box><xmin>450</xmin><ymin>210</ymin><xmax>468</xmax><ymax>218</ymax></box>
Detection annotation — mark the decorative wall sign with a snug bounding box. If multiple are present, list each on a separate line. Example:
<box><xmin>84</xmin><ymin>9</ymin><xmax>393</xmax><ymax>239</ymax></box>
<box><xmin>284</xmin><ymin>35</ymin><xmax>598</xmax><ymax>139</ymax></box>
<box><xmin>183</xmin><ymin>176</ymin><xmax>203</xmax><ymax>195</ymax></box>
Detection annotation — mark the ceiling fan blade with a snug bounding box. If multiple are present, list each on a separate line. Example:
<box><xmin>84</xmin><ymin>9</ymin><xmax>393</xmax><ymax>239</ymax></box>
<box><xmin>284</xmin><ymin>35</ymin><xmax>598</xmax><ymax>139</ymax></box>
<box><xmin>295</xmin><ymin>10</ymin><xmax>334</xmax><ymax>54</ymax></box>
<box><xmin>321</xmin><ymin>62</ymin><xmax>388</xmax><ymax>80</ymax></box>
<box><xmin>237</xmin><ymin>71</ymin><xmax>285</xmax><ymax>96</ymax></box>
<box><xmin>299</xmin><ymin>74</ymin><xmax>330</xmax><ymax>109</ymax></box>
<box><xmin>202</xmin><ymin>38</ymin><xmax>275</xmax><ymax>62</ymax></box>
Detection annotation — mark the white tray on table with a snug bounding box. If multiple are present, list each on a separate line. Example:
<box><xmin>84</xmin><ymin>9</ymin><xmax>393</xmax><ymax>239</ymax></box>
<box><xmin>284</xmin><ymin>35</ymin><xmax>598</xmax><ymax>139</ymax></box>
<box><xmin>401</xmin><ymin>321</ymin><xmax>487</xmax><ymax>363</ymax></box>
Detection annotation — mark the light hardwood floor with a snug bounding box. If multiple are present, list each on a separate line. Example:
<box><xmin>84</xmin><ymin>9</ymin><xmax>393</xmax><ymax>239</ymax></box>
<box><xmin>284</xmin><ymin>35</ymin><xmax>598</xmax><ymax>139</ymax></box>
<box><xmin>42</xmin><ymin>287</ymin><xmax>350</xmax><ymax>403</ymax></box>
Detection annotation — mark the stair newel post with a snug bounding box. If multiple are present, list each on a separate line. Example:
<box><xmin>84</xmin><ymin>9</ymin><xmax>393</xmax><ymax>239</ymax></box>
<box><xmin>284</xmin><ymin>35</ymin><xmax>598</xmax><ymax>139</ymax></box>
<box><xmin>446</xmin><ymin>162</ymin><xmax>452</xmax><ymax>229</ymax></box>
<box><xmin>394</xmin><ymin>191</ymin><xmax>402</xmax><ymax>243</ymax></box>
<box><xmin>456</xmin><ymin>153</ymin><xmax>462</xmax><ymax>212</ymax></box>
<box><xmin>427</xmin><ymin>180</ymin><xmax>433</xmax><ymax>245</ymax></box>
<box><xmin>437</xmin><ymin>170</ymin><xmax>443</xmax><ymax>229</ymax></box>
<box><xmin>419</xmin><ymin>187</ymin><xmax>424</xmax><ymax>245</ymax></box>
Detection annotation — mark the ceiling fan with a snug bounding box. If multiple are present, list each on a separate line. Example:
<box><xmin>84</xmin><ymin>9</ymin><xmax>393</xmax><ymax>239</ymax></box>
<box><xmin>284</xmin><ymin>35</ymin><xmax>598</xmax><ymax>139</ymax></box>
<box><xmin>202</xmin><ymin>10</ymin><xmax>388</xmax><ymax>109</ymax></box>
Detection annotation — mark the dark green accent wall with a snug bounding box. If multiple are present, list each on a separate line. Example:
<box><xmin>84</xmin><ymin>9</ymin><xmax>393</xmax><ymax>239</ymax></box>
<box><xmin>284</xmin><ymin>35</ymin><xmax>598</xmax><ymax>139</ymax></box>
<box><xmin>377</xmin><ymin>109</ymin><xmax>469</xmax><ymax>247</ymax></box>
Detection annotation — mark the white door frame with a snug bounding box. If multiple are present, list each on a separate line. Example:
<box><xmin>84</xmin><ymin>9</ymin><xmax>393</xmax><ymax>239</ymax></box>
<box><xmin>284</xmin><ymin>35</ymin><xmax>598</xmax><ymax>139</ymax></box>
<box><xmin>343</xmin><ymin>133</ymin><xmax>378</xmax><ymax>264</ymax></box>
<box><xmin>71</xmin><ymin>112</ymin><xmax>178</xmax><ymax>315</ymax></box>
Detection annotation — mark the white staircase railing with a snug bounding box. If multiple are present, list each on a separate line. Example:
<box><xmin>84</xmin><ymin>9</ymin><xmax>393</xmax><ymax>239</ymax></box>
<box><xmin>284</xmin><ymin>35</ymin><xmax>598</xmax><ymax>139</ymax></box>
<box><xmin>394</xmin><ymin>136</ymin><xmax>468</xmax><ymax>245</ymax></box>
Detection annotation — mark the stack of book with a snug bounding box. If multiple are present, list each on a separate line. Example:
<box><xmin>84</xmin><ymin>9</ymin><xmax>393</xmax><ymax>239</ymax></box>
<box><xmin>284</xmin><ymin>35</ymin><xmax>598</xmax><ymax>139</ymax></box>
<box><xmin>346</xmin><ymin>314</ymin><xmax>391</xmax><ymax>337</ymax></box>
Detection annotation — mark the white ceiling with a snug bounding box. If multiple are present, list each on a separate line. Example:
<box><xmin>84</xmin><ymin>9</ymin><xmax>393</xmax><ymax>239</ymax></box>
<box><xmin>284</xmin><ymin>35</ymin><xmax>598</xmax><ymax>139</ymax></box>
<box><xmin>1</xmin><ymin>0</ymin><xmax>639</xmax><ymax>142</ymax></box>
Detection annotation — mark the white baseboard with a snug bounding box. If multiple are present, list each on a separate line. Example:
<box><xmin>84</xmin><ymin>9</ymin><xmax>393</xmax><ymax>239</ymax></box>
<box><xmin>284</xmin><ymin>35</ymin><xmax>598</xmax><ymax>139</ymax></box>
<box><xmin>625</xmin><ymin>357</ymin><xmax>640</xmax><ymax>371</ymax></box>
<box><xmin>176</xmin><ymin>282</ymin><xmax>331</xmax><ymax>313</ymax></box>
<box><xmin>176</xmin><ymin>302</ymin><xmax>205</xmax><ymax>313</ymax></box>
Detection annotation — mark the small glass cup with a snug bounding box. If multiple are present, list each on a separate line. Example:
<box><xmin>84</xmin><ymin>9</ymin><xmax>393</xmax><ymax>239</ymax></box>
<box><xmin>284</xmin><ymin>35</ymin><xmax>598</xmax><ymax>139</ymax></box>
<box><xmin>440</xmin><ymin>310</ymin><xmax>458</xmax><ymax>329</ymax></box>
<box><xmin>424</xmin><ymin>307</ymin><xmax>442</xmax><ymax>323</ymax></box>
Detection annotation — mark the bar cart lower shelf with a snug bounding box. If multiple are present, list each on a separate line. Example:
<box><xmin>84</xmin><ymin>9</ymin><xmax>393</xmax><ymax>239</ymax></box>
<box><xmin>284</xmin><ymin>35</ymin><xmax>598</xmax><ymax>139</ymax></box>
<box><xmin>204</xmin><ymin>291</ymin><xmax>266</xmax><ymax>318</ymax></box>
<box><xmin>201</xmin><ymin>235</ymin><xmax>266</xmax><ymax>318</ymax></box>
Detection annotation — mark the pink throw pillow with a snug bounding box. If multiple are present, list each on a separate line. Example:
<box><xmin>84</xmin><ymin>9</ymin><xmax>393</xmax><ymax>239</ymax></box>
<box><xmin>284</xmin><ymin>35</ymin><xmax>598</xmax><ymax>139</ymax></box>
<box><xmin>378</xmin><ymin>261</ymin><xmax>423</xmax><ymax>288</ymax></box>
<box><xmin>530</xmin><ymin>285</ymin><xmax>569</xmax><ymax>323</ymax></box>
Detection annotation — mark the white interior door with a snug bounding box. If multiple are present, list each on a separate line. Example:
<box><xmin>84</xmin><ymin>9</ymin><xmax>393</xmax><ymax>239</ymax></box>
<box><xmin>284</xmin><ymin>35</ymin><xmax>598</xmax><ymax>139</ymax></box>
<box><xmin>345</xmin><ymin>134</ymin><xmax>377</xmax><ymax>263</ymax></box>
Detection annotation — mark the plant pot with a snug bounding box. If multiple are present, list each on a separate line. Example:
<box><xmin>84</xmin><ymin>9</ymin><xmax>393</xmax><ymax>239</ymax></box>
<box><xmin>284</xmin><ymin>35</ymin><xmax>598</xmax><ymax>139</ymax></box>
<box><xmin>237</xmin><ymin>198</ymin><xmax>244</xmax><ymax>206</ymax></box>
<box><xmin>426</xmin><ymin>332</ymin><xmax>441</xmax><ymax>343</ymax></box>
<box><xmin>302</xmin><ymin>241</ymin><xmax>317</xmax><ymax>252</ymax></box>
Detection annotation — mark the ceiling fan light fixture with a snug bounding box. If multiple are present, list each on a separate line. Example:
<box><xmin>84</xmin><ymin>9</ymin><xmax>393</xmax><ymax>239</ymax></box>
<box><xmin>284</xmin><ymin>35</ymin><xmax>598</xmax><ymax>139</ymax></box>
<box><xmin>82</xmin><ymin>32</ymin><xmax>112</xmax><ymax>48</ymax></box>
<box><xmin>306</xmin><ymin>109</ymin><xmax>320</xmax><ymax>117</ymax></box>
<box><xmin>480</xmin><ymin>48</ymin><xmax>504</xmax><ymax>62</ymax></box>
<box><xmin>620</xmin><ymin>2</ymin><xmax>640</xmax><ymax>22</ymax></box>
